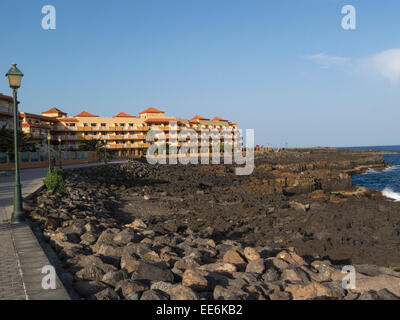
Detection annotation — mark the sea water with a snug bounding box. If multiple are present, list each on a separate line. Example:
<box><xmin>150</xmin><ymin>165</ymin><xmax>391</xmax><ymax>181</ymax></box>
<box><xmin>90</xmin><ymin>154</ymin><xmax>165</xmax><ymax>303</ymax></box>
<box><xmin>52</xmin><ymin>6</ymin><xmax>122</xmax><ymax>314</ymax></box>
<box><xmin>345</xmin><ymin>145</ymin><xmax>400</xmax><ymax>201</ymax></box>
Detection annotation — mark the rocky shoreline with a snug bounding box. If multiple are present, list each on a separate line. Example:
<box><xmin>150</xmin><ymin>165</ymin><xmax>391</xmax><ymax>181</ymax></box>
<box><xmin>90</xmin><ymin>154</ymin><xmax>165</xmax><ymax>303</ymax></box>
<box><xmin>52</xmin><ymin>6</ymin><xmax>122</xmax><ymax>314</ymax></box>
<box><xmin>25</xmin><ymin>148</ymin><xmax>400</xmax><ymax>300</ymax></box>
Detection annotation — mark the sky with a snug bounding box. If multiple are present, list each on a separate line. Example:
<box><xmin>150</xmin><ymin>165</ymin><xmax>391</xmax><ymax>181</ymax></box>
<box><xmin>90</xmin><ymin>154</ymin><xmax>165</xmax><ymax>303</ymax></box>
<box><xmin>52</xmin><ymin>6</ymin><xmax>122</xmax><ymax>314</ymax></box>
<box><xmin>0</xmin><ymin>0</ymin><xmax>400</xmax><ymax>147</ymax></box>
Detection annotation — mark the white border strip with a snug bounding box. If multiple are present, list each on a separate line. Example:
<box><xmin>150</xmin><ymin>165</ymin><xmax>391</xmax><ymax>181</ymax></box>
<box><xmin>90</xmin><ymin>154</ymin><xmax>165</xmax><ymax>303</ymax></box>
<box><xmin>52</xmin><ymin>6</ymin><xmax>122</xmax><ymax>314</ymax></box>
<box><xmin>10</xmin><ymin>223</ymin><xmax>29</xmax><ymax>300</ymax></box>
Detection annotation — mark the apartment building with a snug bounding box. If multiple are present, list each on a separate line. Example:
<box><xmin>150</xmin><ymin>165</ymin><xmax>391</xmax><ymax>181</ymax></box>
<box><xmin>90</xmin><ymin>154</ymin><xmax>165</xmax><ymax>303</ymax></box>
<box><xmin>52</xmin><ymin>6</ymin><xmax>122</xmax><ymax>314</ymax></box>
<box><xmin>20</xmin><ymin>112</ymin><xmax>57</xmax><ymax>150</ymax></box>
<box><xmin>0</xmin><ymin>93</ymin><xmax>15</xmax><ymax>129</ymax></box>
<box><xmin>19</xmin><ymin>106</ymin><xmax>239</xmax><ymax>155</ymax></box>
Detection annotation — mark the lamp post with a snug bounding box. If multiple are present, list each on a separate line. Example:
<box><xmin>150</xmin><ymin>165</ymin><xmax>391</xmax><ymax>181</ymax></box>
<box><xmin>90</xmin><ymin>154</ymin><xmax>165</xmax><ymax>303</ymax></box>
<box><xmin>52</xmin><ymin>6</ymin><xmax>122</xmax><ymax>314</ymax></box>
<box><xmin>5</xmin><ymin>64</ymin><xmax>24</xmax><ymax>223</ymax></box>
<box><xmin>58</xmin><ymin>136</ymin><xmax>62</xmax><ymax>169</ymax></box>
<box><xmin>47</xmin><ymin>134</ymin><xmax>51</xmax><ymax>171</ymax></box>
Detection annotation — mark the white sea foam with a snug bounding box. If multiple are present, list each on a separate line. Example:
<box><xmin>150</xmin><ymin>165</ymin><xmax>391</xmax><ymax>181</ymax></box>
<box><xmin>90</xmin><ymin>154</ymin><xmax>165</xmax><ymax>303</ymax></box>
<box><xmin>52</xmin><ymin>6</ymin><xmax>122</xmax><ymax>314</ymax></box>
<box><xmin>382</xmin><ymin>187</ymin><xmax>400</xmax><ymax>202</ymax></box>
<box><xmin>383</xmin><ymin>165</ymin><xmax>400</xmax><ymax>172</ymax></box>
<box><xmin>362</xmin><ymin>168</ymin><xmax>378</xmax><ymax>175</ymax></box>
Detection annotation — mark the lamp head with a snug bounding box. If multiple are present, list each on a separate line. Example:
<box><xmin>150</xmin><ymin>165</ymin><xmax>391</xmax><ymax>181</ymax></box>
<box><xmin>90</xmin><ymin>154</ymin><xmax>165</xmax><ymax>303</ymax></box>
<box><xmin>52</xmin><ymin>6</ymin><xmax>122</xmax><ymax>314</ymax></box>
<box><xmin>6</xmin><ymin>64</ymin><xmax>24</xmax><ymax>89</ymax></box>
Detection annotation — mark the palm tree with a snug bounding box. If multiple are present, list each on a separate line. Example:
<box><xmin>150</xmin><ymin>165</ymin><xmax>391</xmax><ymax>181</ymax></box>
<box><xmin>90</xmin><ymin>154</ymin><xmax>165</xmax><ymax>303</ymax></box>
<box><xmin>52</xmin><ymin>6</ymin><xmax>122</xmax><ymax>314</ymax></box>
<box><xmin>78</xmin><ymin>138</ymin><xmax>105</xmax><ymax>152</ymax></box>
<box><xmin>0</xmin><ymin>125</ymin><xmax>36</xmax><ymax>152</ymax></box>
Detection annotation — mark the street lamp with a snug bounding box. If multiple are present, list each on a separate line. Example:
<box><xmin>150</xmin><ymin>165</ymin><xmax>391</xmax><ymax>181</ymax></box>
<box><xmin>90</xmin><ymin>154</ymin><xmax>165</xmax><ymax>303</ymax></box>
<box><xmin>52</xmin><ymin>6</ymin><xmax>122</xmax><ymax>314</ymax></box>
<box><xmin>6</xmin><ymin>64</ymin><xmax>24</xmax><ymax>223</ymax></box>
<box><xmin>58</xmin><ymin>136</ymin><xmax>62</xmax><ymax>169</ymax></box>
<box><xmin>47</xmin><ymin>134</ymin><xmax>51</xmax><ymax>171</ymax></box>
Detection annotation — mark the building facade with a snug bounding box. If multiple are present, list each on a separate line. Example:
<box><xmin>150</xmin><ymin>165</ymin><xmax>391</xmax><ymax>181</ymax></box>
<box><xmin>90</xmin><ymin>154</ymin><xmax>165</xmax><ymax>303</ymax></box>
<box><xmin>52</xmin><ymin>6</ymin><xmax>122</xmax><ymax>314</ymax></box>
<box><xmin>0</xmin><ymin>93</ymin><xmax>15</xmax><ymax>129</ymax></box>
<box><xmin>19</xmin><ymin>107</ymin><xmax>240</xmax><ymax>155</ymax></box>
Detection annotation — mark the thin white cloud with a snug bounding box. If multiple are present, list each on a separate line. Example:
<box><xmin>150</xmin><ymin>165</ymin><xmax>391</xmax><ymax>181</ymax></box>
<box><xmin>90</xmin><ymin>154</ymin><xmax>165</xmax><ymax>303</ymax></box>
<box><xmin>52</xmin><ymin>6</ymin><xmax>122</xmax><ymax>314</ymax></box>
<box><xmin>307</xmin><ymin>53</ymin><xmax>351</xmax><ymax>68</ymax></box>
<box><xmin>358</xmin><ymin>49</ymin><xmax>400</xmax><ymax>83</ymax></box>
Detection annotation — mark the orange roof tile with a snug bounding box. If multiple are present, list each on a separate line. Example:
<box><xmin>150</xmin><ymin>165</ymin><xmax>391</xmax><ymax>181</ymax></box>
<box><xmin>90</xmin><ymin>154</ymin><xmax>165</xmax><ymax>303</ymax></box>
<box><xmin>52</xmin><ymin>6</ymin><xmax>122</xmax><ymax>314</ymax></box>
<box><xmin>42</xmin><ymin>107</ymin><xmax>66</xmax><ymax>115</ymax></box>
<box><xmin>75</xmin><ymin>110</ymin><xmax>99</xmax><ymax>117</ymax></box>
<box><xmin>57</xmin><ymin>117</ymin><xmax>79</xmax><ymax>123</ymax></box>
<box><xmin>229</xmin><ymin>122</ymin><xmax>238</xmax><ymax>126</ymax></box>
<box><xmin>139</xmin><ymin>107</ymin><xmax>165</xmax><ymax>114</ymax></box>
<box><xmin>0</xmin><ymin>93</ymin><xmax>13</xmax><ymax>103</ymax></box>
<box><xmin>20</xmin><ymin>112</ymin><xmax>58</xmax><ymax>122</ymax></box>
<box><xmin>144</xmin><ymin>118</ymin><xmax>180</xmax><ymax>123</ymax></box>
<box><xmin>212</xmin><ymin>116</ymin><xmax>228</xmax><ymax>122</ymax></box>
<box><xmin>22</xmin><ymin>123</ymin><xmax>51</xmax><ymax>130</ymax></box>
<box><xmin>112</xmin><ymin>112</ymin><xmax>136</xmax><ymax>118</ymax></box>
<box><xmin>192</xmin><ymin>115</ymin><xmax>209</xmax><ymax>121</ymax></box>
<box><xmin>0</xmin><ymin>93</ymin><xmax>19</xmax><ymax>104</ymax></box>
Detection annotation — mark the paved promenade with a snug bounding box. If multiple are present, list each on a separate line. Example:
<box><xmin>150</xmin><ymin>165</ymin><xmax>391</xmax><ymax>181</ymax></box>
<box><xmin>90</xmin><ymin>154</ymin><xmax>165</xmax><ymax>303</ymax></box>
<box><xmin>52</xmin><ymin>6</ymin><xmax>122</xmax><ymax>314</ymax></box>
<box><xmin>0</xmin><ymin>160</ymin><xmax>126</xmax><ymax>300</ymax></box>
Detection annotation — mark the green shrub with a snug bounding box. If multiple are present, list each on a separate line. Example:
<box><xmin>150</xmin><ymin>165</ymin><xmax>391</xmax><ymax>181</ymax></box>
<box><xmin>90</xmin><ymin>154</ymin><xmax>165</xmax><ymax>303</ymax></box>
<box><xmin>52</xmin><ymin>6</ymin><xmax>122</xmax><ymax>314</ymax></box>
<box><xmin>94</xmin><ymin>167</ymin><xmax>103</xmax><ymax>176</ymax></box>
<box><xmin>43</xmin><ymin>168</ymin><xmax>67</xmax><ymax>194</ymax></box>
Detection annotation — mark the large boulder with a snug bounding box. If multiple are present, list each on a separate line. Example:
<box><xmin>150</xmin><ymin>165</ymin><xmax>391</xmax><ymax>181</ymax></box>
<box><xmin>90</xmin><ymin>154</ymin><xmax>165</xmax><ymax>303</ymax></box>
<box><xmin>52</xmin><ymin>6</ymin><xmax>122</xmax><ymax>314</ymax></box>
<box><xmin>91</xmin><ymin>288</ymin><xmax>120</xmax><ymax>300</ymax></box>
<box><xmin>75</xmin><ymin>265</ymin><xmax>105</xmax><ymax>281</ymax></box>
<box><xmin>199</xmin><ymin>263</ymin><xmax>237</xmax><ymax>276</ymax></box>
<box><xmin>140</xmin><ymin>290</ymin><xmax>169</xmax><ymax>300</ymax></box>
<box><xmin>74</xmin><ymin>280</ymin><xmax>108</xmax><ymax>298</ymax></box>
<box><xmin>213</xmin><ymin>285</ymin><xmax>250</xmax><ymax>300</ymax></box>
<box><xmin>92</xmin><ymin>230</ymin><xmax>119</xmax><ymax>253</ymax></box>
<box><xmin>223</xmin><ymin>248</ymin><xmax>247</xmax><ymax>269</ymax></box>
<box><xmin>131</xmin><ymin>262</ymin><xmax>174</xmax><ymax>283</ymax></box>
<box><xmin>102</xmin><ymin>270</ymin><xmax>129</xmax><ymax>287</ymax></box>
<box><xmin>169</xmin><ymin>285</ymin><xmax>198</xmax><ymax>300</ymax></box>
<box><xmin>182</xmin><ymin>269</ymin><xmax>208</xmax><ymax>291</ymax></box>
<box><xmin>245</xmin><ymin>259</ymin><xmax>265</xmax><ymax>274</ymax></box>
<box><xmin>115</xmin><ymin>279</ymin><xmax>149</xmax><ymax>298</ymax></box>
<box><xmin>243</xmin><ymin>247</ymin><xmax>261</xmax><ymax>261</ymax></box>
<box><xmin>285</xmin><ymin>283</ymin><xmax>337</xmax><ymax>300</ymax></box>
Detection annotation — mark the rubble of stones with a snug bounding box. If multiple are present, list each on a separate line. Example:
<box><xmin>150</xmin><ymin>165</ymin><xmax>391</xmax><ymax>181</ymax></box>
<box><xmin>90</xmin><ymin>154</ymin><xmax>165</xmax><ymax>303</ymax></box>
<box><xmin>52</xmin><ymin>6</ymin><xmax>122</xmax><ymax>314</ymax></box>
<box><xmin>28</xmin><ymin>161</ymin><xmax>400</xmax><ymax>300</ymax></box>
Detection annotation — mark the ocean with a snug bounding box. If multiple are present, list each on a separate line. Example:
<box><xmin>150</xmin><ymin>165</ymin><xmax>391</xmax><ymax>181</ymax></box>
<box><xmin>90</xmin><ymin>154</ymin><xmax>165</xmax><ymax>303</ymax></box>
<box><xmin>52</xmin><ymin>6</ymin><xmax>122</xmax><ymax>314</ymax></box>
<box><xmin>344</xmin><ymin>145</ymin><xmax>400</xmax><ymax>201</ymax></box>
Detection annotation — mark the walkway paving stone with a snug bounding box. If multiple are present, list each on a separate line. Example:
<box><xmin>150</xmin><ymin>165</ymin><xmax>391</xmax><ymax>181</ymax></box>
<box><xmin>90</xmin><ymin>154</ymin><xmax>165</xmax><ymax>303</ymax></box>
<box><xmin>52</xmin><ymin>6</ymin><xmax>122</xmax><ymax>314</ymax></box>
<box><xmin>0</xmin><ymin>160</ymin><xmax>127</xmax><ymax>299</ymax></box>
<box><xmin>0</xmin><ymin>223</ymin><xmax>27</xmax><ymax>300</ymax></box>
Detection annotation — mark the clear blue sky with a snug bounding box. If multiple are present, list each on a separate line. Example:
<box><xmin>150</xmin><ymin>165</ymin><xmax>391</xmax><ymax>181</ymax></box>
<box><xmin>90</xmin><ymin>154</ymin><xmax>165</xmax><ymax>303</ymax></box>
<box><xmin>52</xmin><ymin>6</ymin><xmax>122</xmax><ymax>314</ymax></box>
<box><xmin>1</xmin><ymin>0</ymin><xmax>399</xmax><ymax>147</ymax></box>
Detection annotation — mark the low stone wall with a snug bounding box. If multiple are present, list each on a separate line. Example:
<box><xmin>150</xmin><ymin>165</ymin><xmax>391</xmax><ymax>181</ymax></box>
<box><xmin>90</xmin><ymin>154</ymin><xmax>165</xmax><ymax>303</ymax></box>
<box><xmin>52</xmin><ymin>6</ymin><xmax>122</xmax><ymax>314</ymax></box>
<box><xmin>0</xmin><ymin>151</ymin><xmax>98</xmax><ymax>171</ymax></box>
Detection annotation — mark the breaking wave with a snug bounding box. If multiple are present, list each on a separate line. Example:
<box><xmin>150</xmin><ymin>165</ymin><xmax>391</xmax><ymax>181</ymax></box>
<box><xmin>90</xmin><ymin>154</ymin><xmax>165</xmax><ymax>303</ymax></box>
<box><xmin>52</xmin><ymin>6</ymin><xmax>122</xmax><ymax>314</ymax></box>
<box><xmin>362</xmin><ymin>168</ymin><xmax>378</xmax><ymax>175</ymax></box>
<box><xmin>382</xmin><ymin>188</ymin><xmax>400</xmax><ymax>202</ymax></box>
<box><xmin>383</xmin><ymin>165</ymin><xmax>400</xmax><ymax>172</ymax></box>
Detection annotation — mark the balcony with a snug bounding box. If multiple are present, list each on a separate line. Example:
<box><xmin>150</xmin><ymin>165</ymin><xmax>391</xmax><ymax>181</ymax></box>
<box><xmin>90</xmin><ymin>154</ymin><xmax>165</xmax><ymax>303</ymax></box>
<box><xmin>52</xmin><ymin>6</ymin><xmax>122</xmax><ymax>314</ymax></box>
<box><xmin>109</xmin><ymin>126</ymin><xmax>124</xmax><ymax>131</ymax></box>
<box><xmin>32</xmin><ymin>132</ymin><xmax>47</xmax><ymax>139</ymax></box>
<box><xmin>132</xmin><ymin>134</ymin><xmax>145</xmax><ymax>140</ymax></box>
<box><xmin>77</xmin><ymin>126</ymin><xmax>92</xmax><ymax>132</ymax></box>
<box><xmin>107</xmin><ymin>144</ymin><xmax>122</xmax><ymax>149</ymax></box>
